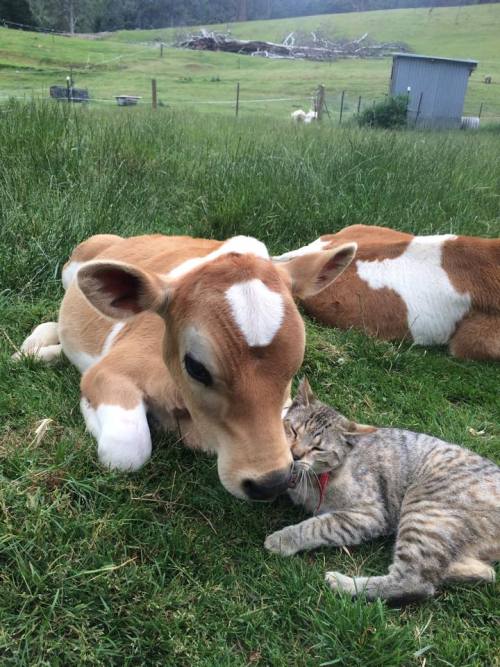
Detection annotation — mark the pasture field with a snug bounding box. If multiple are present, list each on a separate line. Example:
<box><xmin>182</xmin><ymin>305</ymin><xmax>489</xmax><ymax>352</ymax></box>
<box><xmin>1</xmin><ymin>102</ymin><xmax>499</xmax><ymax>665</ymax></box>
<box><xmin>1</xmin><ymin>3</ymin><xmax>500</xmax><ymax>119</ymax></box>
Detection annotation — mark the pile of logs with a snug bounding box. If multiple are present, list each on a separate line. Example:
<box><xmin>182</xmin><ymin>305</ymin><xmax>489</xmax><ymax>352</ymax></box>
<box><xmin>177</xmin><ymin>30</ymin><xmax>408</xmax><ymax>61</ymax></box>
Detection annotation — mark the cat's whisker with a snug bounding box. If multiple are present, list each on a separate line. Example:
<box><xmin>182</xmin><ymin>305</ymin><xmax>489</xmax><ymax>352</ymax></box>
<box><xmin>300</xmin><ymin>468</ymin><xmax>309</xmax><ymax>502</ymax></box>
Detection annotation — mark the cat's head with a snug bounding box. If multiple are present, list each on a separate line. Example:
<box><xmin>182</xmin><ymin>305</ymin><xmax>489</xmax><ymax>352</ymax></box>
<box><xmin>284</xmin><ymin>377</ymin><xmax>376</xmax><ymax>474</ymax></box>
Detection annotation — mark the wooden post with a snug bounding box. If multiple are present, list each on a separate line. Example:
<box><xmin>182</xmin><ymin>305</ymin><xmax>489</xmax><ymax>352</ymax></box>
<box><xmin>357</xmin><ymin>95</ymin><xmax>361</xmax><ymax>114</ymax></box>
<box><xmin>152</xmin><ymin>78</ymin><xmax>157</xmax><ymax>110</ymax></box>
<box><xmin>160</xmin><ymin>43</ymin><xmax>164</xmax><ymax>58</ymax></box>
<box><xmin>478</xmin><ymin>102</ymin><xmax>483</xmax><ymax>118</ymax></box>
<box><xmin>316</xmin><ymin>84</ymin><xmax>325</xmax><ymax>120</ymax></box>
<box><xmin>414</xmin><ymin>91</ymin><xmax>423</xmax><ymax>126</ymax></box>
<box><xmin>235</xmin><ymin>82</ymin><xmax>240</xmax><ymax>117</ymax></box>
<box><xmin>339</xmin><ymin>90</ymin><xmax>345</xmax><ymax>124</ymax></box>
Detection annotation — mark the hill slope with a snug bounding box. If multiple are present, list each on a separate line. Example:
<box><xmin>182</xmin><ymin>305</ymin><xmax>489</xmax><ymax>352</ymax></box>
<box><xmin>1</xmin><ymin>3</ymin><xmax>499</xmax><ymax>119</ymax></box>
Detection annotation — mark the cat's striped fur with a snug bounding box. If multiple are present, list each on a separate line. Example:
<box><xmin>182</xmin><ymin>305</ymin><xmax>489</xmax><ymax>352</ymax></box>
<box><xmin>265</xmin><ymin>379</ymin><xmax>500</xmax><ymax>603</ymax></box>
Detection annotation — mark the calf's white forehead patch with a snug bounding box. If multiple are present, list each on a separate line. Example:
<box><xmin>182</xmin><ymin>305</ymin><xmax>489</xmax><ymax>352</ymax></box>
<box><xmin>225</xmin><ymin>279</ymin><xmax>284</xmax><ymax>347</ymax></box>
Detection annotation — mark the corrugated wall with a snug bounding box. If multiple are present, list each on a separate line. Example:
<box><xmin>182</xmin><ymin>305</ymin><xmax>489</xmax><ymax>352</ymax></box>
<box><xmin>390</xmin><ymin>57</ymin><xmax>472</xmax><ymax>129</ymax></box>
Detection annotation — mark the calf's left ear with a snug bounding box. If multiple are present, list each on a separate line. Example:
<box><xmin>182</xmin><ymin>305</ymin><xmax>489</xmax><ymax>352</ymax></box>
<box><xmin>273</xmin><ymin>242</ymin><xmax>357</xmax><ymax>299</ymax></box>
<box><xmin>77</xmin><ymin>261</ymin><xmax>173</xmax><ymax>320</ymax></box>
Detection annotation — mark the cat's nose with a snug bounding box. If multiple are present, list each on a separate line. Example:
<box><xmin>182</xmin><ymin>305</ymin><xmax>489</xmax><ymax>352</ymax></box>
<box><xmin>292</xmin><ymin>451</ymin><xmax>302</xmax><ymax>461</ymax></box>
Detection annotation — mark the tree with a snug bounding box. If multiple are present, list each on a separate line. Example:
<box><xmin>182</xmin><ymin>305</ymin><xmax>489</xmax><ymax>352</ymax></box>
<box><xmin>28</xmin><ymin>0</ymin><xmax>100</xmax><ymax>33</ymax></box>
<box><xmin>0</xmin><ymin>0</ymin><xmax>35</xmax><ymax>27</ymax></box>
<box><xmin>236</xmin><ymin>0</ymin><xmax>247</xmax><ymax>20</ymax></box>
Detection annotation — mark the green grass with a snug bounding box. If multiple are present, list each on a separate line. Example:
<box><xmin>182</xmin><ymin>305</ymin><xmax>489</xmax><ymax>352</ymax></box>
<box><xmin>1</xmin><ymin>102</ymin><xmax>499</xmax><ymax>665</ymax></box>
<box><xmin>1</xmin><ymin>3</ymin><xmax>500</xmax><ymax>119</ymax></box>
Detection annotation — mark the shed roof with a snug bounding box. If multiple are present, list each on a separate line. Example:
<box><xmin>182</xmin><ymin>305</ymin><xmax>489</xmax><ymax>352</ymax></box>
<box><xmin>392</xmin><ymin>53</ymin><xmax>478</xmax><ymax>70</ymax></box>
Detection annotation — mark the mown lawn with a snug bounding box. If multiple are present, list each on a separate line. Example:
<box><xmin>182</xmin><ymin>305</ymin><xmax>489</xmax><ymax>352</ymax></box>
<box><xmin>0</xmin><ymin>103</ymin><xmax>499</xmax><ymax>665</ymax></box>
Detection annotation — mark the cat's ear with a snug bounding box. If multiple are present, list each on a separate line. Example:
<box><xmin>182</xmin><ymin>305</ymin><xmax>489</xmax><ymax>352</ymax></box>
<box><xmin>296</xmin><ymin>377</ymin><xmax>315</xmax><ymax>407</ymax></box>
<box><xmin>344</xmin><ymin>420</ymin><xmax>377</xmax><ymax>435</ymax></box>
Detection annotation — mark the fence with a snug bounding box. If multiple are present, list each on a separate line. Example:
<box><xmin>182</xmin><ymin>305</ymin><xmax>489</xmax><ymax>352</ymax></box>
<box><xmin>1</xmin><ymin>83</ymin><xmax>500</xmax><ymax>125</ymax></box>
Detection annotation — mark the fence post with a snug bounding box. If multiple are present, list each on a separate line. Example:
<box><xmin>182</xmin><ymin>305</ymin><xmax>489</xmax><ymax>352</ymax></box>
<box><xmin>339</xmin><ymin>90</ymin><xmax>345</xmax><ymax>124</ymax></box>
<box><xmin>478</xmin><ymin>102</ymin><xmax>483</xmax><ymax>118</ymax></box>
<box><xmin>414</xmin><ymin>92</ymin><xmax>423</xmax><ymax>126</ymax></box>
<box><xmin>152</xmin><ymin>78</ymin><xmax>157</xmax><ymax>110</ymax></box>
<box><xmin>316</xmin><ymin>84</ymin><xmax>325</xmax><ymax>120</ymax></box>
<box><xmin>160</xmin><ymin>43</ymin><xmax>164</xmax><ymax>58</ymax></box>
<box><xmin>405</xmin><ymin>86</ymin><xmax>411</xmax><ymax>119</ymax></box>
<box><xmin>235</xmin><ymin>82</ymin><xmax>240</xmax><ymax>116</ymax></box>
<box><xmin>357</xmin><ymin>95</ymin><xmax>361</xmax><ymax>114</ymax></box>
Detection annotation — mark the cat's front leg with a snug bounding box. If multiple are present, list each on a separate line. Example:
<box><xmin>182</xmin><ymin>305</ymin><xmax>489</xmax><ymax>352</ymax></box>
<box><xmin>264</xmin><ymin>524</ymin><xmax>305</xmax><ymax>556</ymax></box>
<box><xmin>265</xmin><ymin>510</ymin><xmax>387</xmax><ymax>557</ymax></box>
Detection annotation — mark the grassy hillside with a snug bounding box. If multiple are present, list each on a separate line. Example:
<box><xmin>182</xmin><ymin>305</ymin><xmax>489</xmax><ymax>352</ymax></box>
<box><xmin>1</xmin><ymin>101</ymin><xmax>499</xmax><ymax>665</ymax></box>
<box><xmin>1</xmin><ymin>3</ymin><xmax>500</xmax><ymax>119</ymax></box>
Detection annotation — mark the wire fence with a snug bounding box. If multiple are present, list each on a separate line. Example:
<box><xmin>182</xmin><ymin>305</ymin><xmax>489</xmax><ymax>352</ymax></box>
<box><xmin>2</xmin><ymin>87</ymin><xmax>500</xmax><ymax>126</ymax></box>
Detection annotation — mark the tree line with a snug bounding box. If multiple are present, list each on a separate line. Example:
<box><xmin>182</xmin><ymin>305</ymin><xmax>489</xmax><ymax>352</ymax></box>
<box><xmin>0</xmin><ymin>0</ymin><xmax>494</xmax><ymax>34</ymax></box>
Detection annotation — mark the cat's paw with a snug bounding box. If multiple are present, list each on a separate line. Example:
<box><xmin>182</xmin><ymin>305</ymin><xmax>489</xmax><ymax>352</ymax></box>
<box><xmin>325</xmin><ymin>571</ymin><xmax>357</xmax><ymax>595</ymax></box>
<box><xmin>264</xmin><ymin>528</ymin><xmax>300</xmax><ymax>556</ymax></box>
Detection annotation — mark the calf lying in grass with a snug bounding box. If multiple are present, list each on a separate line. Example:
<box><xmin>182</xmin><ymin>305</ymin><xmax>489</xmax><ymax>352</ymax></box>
<box><xmin>266</xmin><ymin>379</ymin><xmax>500</xmax><ymax>604</ymax></box>
<box><xmin>274</xmin><ymin>224</ymin><xmax>500</xmax><ymax>360</ymax></box>
<box><xmin>13</xmin><ymin>232</ymin><xmax>356</xmax><ymax>500</ymax></box>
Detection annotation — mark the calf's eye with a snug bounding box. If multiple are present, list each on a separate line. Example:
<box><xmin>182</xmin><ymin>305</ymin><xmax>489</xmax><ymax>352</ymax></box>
<box><xmin>184</xmin><ymin>354</ymin><xmax>213</xmax><ymax>387</ymax></box>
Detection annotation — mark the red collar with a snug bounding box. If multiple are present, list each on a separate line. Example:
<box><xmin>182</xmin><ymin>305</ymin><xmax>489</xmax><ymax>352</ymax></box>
<box><xmin>316</xmin><ymin>471</ymin><xmax>330</xmax><ymax>512</ymax></box>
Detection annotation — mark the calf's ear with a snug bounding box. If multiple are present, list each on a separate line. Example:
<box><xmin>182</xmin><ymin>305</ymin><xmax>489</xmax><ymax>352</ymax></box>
<box><xmin>273</xmin><ymin>242</ymin><xmax>357</xmax><ymax>299</ymax></box>
<box><xmin>77</xmin><ymin>261</ymin><xmax>172</xmax><ymax>320</ymax></box>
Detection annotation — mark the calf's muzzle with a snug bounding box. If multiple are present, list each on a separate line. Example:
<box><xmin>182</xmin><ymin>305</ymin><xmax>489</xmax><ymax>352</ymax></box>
<box><xmin>242</xmin><ymin>468</ymin><xmax>292</xmax><ymax>501</ymax></box>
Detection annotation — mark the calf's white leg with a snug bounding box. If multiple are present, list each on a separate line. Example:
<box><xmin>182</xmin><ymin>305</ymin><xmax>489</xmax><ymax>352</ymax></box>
<box><xmin>12</xmin><ymin>321</ymin><xmax>62</xmax><ymax>363</ymax></box>
<box><xmin>81</xmin><ymin>367</ymin><xmax>152</xmax><ymax>471</ymax></box>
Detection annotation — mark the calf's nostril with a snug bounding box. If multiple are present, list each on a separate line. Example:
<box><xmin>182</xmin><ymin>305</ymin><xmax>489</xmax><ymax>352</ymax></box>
<box><xmin>243</xmin><ymin>469</ymin><xmax>291</xmax><ymax>501</ymax></box>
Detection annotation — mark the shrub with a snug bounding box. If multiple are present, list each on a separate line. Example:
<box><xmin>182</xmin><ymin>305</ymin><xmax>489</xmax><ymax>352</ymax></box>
<box><xmin>358</xmin><ymin>94</ymin><xmax>408</xmax><ymax>129</ymax></box>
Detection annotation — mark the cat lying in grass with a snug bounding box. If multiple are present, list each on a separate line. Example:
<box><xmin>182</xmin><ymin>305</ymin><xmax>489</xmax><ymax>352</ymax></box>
<box><xmin>265</xmin><ymin>379</ymin><xmax>500</xmax><ymax>603</ymax></box>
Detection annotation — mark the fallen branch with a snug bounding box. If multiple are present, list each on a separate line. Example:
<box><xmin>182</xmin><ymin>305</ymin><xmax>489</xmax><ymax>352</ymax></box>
<box><xmin>177</xmin><ymin>30</ymin><xmax>408</xmax><ymax>61</ymax></box>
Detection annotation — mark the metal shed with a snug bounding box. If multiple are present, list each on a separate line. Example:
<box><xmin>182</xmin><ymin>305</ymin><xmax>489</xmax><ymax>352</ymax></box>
<box><xmin>390</xmin><ymin>53</ymin><xmax>477</xmax><ymax>128</ymax></box>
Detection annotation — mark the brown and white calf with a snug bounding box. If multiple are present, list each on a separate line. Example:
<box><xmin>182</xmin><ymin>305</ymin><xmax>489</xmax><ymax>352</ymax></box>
<box><xmin>274</xmin><ymin>225</ymin><xmax>500</xmax><ymax>360</ymax></box>
<box><xmin>16</xmin><ymin>233</ymin><xmax>356</xmax><ymax>500</ymax></box>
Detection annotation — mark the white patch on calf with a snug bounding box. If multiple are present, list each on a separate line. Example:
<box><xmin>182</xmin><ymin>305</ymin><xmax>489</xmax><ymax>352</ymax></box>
<box><xmin>281</xmin><ymin>399</ymin><xmax>292</xmax><ymax>419</ymax></box>
<box><xmin>62</xmin><ymin>321</ymin><xmax>125</xmax><ymax>373</ymax></box>
<box><xmin>12</xmin><ymin>321</ymin><xmax>62</xmax><ymax>363</ymax></box>
<box><xmin>101</xmin><ymin>321</ymin><xmax>125</xmax><ymax>356</ymax></box>
<box><xmin>81</xmin><ymin>398</ymin><xmax>151</xmax><ymax>471</ymax></box>
<box><xmin>62</xmin><ymin>261</ymin><xmax>84</xmax><ymax>290</ymax></box>
<box><xmin>273</xmin><ymin>237</ymin><xmax>330</xmax><ymax>262</ymax></box>
<box><xmin>17</xmin><ymin>321</ymin><xmax>59</xmax><ymax>352</ymax></box>
<box><xmin>356</xmin><ymin>235</ymin><xmax>471</xmax><ymax>344</ymax></box>
<box><xmin>169</xmin><ymin>235</ymin><xmax>269</xmax><ymax>279</ymax></box>
<box><xmin>225</xmin><ymin>279</ymin><xmax>284</xmax><ymax>347</ymax></box>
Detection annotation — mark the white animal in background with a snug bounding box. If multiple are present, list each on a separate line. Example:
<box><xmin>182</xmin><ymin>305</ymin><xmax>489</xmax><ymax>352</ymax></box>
<box><xmin>291</xmin><ymin>109</ymin><xmax>318</xmax><ymax>124</ymax></box>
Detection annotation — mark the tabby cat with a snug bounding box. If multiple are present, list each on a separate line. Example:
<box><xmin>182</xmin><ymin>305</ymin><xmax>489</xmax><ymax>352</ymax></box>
<box><xmin>265</xmin><ymin>378</ymin><xmax>500</xmax><ymax>603</ymax></box>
